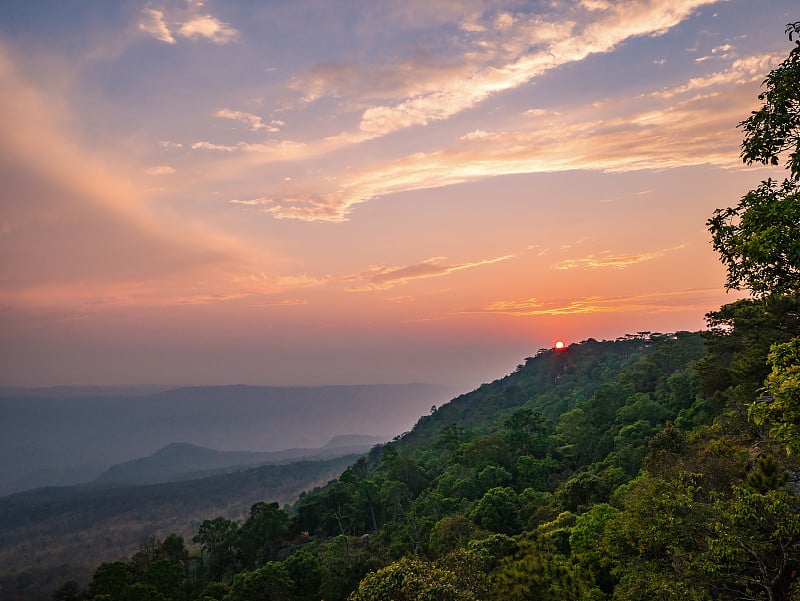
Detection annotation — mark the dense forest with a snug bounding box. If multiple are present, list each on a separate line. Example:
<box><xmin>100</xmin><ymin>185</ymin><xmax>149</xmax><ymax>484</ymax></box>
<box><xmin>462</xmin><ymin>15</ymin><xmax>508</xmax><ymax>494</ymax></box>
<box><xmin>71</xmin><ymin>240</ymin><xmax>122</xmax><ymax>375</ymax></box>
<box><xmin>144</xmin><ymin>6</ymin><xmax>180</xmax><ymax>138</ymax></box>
<box><xmin>38</xmin><ymin>22</ymin><xmax>800</xmax><ymax>601</ymax></box>
<box><xmin>0</xmin><ymin>455</ymin><xmax>363</xmax><ymax>601</ymax></box>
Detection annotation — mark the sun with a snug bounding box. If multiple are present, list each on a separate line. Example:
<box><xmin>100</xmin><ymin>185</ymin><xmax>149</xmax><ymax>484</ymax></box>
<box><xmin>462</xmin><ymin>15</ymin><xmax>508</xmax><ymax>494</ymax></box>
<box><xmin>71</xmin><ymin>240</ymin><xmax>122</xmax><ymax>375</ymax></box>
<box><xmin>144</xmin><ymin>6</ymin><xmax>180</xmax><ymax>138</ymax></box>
<box><xmin>554</xmin><ymin>339</ymin><xmax>566</xmax><ymax>350</ymax></box>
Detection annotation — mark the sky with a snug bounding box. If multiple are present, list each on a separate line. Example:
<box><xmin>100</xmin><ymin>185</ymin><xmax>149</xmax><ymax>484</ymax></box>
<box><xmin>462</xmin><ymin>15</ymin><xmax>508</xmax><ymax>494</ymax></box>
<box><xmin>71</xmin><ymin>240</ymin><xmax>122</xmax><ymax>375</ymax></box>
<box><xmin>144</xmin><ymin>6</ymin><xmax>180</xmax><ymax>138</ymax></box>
<box><xmin>0</xmin><ymin>0</ymin><xmax>796</xmax><ymax>391</ymax></box>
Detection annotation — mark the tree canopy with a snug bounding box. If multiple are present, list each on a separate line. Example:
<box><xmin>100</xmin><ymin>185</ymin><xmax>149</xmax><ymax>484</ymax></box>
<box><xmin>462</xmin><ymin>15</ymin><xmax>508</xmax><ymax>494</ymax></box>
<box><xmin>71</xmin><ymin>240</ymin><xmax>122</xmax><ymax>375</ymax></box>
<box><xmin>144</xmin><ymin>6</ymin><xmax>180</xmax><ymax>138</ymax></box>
<box><xmin>709</xmin><ymin>22</ymin><xmax>800</xmax><ymax>298</ymax></box>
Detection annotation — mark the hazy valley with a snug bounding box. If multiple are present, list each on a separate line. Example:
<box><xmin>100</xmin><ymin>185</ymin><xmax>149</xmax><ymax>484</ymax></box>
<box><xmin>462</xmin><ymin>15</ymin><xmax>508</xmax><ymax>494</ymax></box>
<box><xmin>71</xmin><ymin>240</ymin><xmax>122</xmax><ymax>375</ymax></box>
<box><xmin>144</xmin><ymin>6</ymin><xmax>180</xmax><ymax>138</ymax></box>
<box><xmin>0</xmin><ymin>384</ymin><xmax>453</xmax><ymax>496</ymax></box>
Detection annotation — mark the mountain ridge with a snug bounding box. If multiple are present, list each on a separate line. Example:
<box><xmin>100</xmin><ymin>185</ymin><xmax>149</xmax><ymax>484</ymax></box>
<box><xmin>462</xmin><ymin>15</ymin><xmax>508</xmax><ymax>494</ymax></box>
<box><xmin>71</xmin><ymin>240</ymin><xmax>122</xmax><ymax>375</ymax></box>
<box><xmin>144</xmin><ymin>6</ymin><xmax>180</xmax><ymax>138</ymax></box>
<box><xmin>95</xmin><ymin>437</ymin><xmax>388</xmax><ymax>485</ymax></box>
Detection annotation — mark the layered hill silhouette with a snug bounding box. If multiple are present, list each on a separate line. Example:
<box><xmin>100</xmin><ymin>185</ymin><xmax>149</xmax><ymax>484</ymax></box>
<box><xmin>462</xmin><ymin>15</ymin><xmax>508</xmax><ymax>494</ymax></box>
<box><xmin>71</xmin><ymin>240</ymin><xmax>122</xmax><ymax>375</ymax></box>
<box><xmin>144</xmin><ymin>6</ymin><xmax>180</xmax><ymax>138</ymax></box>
<box><xmin>0</xmin><ymin>383</ymin><xmax>453</xmax><ymax>495</ymax></box>
<box><xmin>95</xmin><ymin>436</ymin><xmax>387</xmax><ymax>485</ymax></box>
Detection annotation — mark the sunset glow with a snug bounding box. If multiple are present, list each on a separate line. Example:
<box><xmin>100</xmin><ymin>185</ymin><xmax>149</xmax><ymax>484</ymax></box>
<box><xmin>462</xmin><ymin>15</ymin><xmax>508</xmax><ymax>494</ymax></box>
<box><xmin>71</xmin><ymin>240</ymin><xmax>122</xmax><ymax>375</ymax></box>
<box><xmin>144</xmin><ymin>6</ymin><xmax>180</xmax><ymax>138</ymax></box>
<box><xmin>0</xmin><ymin>1</ymin><xmax>791</xmax><ymax>389</ymax></box>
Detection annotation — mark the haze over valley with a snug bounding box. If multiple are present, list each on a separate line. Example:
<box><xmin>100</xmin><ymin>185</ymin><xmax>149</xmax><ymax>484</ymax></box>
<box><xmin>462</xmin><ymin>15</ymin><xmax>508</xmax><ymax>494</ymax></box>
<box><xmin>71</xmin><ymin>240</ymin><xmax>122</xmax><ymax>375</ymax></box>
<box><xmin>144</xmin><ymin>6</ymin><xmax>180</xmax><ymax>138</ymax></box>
<box><xmin>0</xmin><ymin>384</ymin><xmax>451</xmax><ymax>495</ymax></box>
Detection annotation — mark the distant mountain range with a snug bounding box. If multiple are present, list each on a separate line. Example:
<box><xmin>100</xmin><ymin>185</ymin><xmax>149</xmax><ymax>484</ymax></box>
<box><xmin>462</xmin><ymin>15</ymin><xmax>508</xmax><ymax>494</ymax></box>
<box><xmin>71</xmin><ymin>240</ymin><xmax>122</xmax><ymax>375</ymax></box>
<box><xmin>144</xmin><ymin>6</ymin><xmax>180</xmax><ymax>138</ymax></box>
<box><xmin>95</xmin><ymin>436</ymin><xmax>387</xmax><ymax>485</ymax></box>
<box><xmin>0</xmin><ymin>383</ymin><xmax>453</xmax><ymax>495</ymax></box>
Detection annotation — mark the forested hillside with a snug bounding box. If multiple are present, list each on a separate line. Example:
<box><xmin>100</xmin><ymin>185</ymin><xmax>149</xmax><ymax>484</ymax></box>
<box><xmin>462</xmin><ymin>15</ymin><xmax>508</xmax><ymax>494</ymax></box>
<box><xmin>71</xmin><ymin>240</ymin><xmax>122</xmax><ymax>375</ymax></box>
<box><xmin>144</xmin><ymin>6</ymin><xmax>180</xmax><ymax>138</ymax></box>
<box><xmin>33</xmin><ymin>21</ymin><xmax>800</xmax><ymax>601</ymax></box>
<box><xmin>0</xmin><ymin>456</ymin><xmax>362</xmax><ymax>601</ymax></box>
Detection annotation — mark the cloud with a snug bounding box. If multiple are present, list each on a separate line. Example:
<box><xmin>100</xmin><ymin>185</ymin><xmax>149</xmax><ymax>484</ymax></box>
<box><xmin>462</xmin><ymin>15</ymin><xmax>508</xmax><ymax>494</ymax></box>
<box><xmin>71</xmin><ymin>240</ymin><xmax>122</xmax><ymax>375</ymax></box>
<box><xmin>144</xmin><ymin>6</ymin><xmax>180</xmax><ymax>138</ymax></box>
<box><xmin>138</xmin><ymin>6</ymin><xmax>238</xmax><ymax>46</ymax></box>
<box><xmin>192</xmin><ymin>141</ymin><xmax>237</xmax><ymax>152</ymax></box>
<box><xmin>237</xmin><ymin>49</ymin><xmax>766</xmax><ymax>222</ymax></box>
<box><xmin>139</xmin><ymin>8</ymin><xmax>175</xmax><ymax>44</ymax></box>
<box><xmin>194</xmin><ymin>0</ymin><xmax>726</xmax><ymax>209</ymax></box>
<box><xmin>476</xmin><ymin>289</ymin><xmax>726</xmax><ymax>317</ymax></box>
<box><xmin>352</xmin><ymin>0</ymin><xmax>720</xmax><ymax>137</ymax></box>
<box><xmin>288</xmin><ymin>50</ymin><xmax>481</xmax><ymax>105</ymax></box>
<box><xmin>343</xmin><ymin>255</ymin><xmax>513</xmax><ymax>291</ymax></box>
<box><xmin>178</xmin><ymin>15</ymin><xmax>238</xmax><ymax>44</ymax></box>
<box><xmin>653</xmin><ymin>53</ymin><xmax>777</xmax><ymax>98</ymax></box>
<box><xmin>145</xmin><ymin>165</ymin><xmax>176</xmax><ymax>176</ymax></box>
<box><xmin>214</xmin><ymin>108</ymin><xmax>282</xmax><ymax>132</ymax></box>
<box><xmin>554</xmin><ymin>245</ymin><xmax>685</xmax><ymax>270</ymax></box>
<box><xmin>230</xmin><ymin>197</ymin><xmax>270</xmax><ymax>206</ymax></box>
<box><xmin>581</xmin><ymin>0</ymin><xmax>612</xmax><ymax>10</ymax></box>
<box><xmin>0</xmin><ymin>46</ymin><xmax>311</xmax><ymax>309</ymax></box>
<box><xmin>696</xmin><ymin>43</ymin><xmax>734</xmax><ymax>62</ymax></box>
<box><xmin>159</xmin><ymin>140</ymin><xmax>183</xmax><ymax>150</ymax></box>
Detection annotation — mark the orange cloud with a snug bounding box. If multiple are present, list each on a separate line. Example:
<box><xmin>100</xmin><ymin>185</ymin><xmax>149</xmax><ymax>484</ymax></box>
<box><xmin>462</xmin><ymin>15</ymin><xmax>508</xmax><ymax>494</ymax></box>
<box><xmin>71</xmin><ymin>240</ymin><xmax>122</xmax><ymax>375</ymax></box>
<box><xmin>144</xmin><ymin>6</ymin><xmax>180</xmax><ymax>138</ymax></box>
<box><xmin>554</xmin><ymin>245</ymin><xmax>686</xmax><ymax>270</ymax></box>
<box><xmin>244</xmin><ymin>68</ymin><xmax>758</xmax><ymax>221</ymax></box>
<box><xmin>476</xmin><ymin>288</ymin><xmax>729</xmax><ymax>317</ymax></box>
<box><xmin>343</xmin><ymin>255</ymin><xmax>513</xmax><ymax>291</ymax></box>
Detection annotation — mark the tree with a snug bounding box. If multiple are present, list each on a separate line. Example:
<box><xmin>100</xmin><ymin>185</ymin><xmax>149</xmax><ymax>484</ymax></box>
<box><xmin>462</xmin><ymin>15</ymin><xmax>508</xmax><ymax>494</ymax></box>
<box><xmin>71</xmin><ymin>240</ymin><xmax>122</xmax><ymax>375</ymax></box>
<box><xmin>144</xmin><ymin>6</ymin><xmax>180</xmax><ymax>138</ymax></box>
<box><xmin>86</xmin><ymin>562</ymin><xmax>134</xmax><ymax>600</ymax></box>
<box><xmin>470</xmin><ymin>487</ymin><xmax>520</xmax><ymax>535</ymax></box>
<box><xmin>750</xmin><ymin>338</ymin><xmax>800</xmax><ymax>454</ymax></box>
<box><xmin>193</xmin><ymin>517</ymin><xmax>240</xmax><ymax>580</ymax></box>
<box><xmin>239</xmin><ymin>502</ymin><xmax>289</xmax><ymax>566</ymax></box>
<box><xmin>709</xmin><ymin>22</ymin><xmax>800</xmax><ymax>298</ymax></box>
<box><xmin>491</xmin><ymin>539</ymin><xmax>600</xmax><ymax>601</ymax></box>
<box><xmin>739</xmin><ymin>22</ymin><xmax>800</xmax><ymax>179</ymax></box>
<box><xmin>348</xmin><ymin>556</ymin><xmax>481</xmax><ymax>601</ymax></box>
<box><xmin>429</xmin><ymin>514</ymin><xmax>481</xmax><ymax>557</ymax></box>
<box><xmin>224</xmin><ymin>562</ymin><xmax>292</xmax><ymax>601</ymax></box>
<box><xmin>284</xmin><ymin>549</ymin><xmax>323</xmax><ymax>601</ymax></box>
<box><xmin>708</xmin><ymin>179</ymin><xmax>800</xmax><ymax>297</ymax></box>
<box><xmin>703</xmin><ymin>486</ymin><xmax>800</xmax><ymax>601</ymax></box>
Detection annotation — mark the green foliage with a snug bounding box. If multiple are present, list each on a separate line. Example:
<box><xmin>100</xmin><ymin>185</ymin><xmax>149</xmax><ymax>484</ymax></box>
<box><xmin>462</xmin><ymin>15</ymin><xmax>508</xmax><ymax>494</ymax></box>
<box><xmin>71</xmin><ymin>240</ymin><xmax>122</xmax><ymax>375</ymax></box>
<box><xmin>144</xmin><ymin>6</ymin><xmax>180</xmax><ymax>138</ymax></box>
<box><xmin>198</xmin><ymin>581</ymin><xmax>229</xmax><ymax>601</ymax></box>
<box><xmin>238</xmin><ymin>502</ymin><xmax>289</xmax><ymax>566</ymax></box>
<box><xmin>745</xmin><ymin>456</ymin><xmax>789</xmax><ymax>493</ymax></box>
<box><xmin>696</xmin><ymin>295</ymin><xmax>800</xmax><ymax>403</ymax></box>
<box><xmin>224</xmin><ymin>562</ymin><xmax>292</xmax><ymax>601</ymax></box>
<box><xmin>193</xmin><ymin>517</ymin><xmax>240</xmax><ymax>580</ymax></box>
<box><xmin>87</xmin><ymin>561</ymin><xmax>135</xmax><ymax>600</ymax></box>
<box><xmin>751</xmin><ymin>338</ymin><xmax>800</xmax><ymax>454</ymax></box>
<box><xmin>708</xmin><ymin>179</ymin><xmax>800</xmax><ymax>297</ymax></box>
<box><xmin>739</xmin><ymin>22</ymin><xmax>800</xmax><ymax>179</ymax></box>
<box><xmin>284</xmin><ymin>549</ymin><xmax>322</xmax><ymax>601</ymax></box>
<box><xmin>491</xmin><ymin>539</ymin><xmax>600</xmax><ymax>601</ymax></box>
<box><xmin>348</xmin><ymin>554</ymin><xmax>486</xmax><ymax>601</ymax></box>
<box><xmin>710</xmin><ymin>23</ymin><xmax>800</xmax><ymax>298</ymax></box>
<box><xmin>470</xmin><ymin>487</ymin><xmax>520</xmax><ymax>535</ymax></box>
<box><xmin>704</xmin><ymin>486</ymin><xmax>800</xmax><ymax>600</ymax></box>
<box><xmin>429</xmin><ymin>514</ymin><xmax>481</xmax><ymax>558</ymax></box>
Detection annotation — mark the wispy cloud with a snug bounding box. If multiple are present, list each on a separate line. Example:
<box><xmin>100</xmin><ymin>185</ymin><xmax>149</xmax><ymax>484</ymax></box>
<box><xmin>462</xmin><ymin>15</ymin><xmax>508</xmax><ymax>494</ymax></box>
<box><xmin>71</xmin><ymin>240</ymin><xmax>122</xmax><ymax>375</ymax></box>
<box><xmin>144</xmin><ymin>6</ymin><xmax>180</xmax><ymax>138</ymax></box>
<box><xmin>0</xmin><ymin>46</ymin><xmax>309</xmax><ymax>309</ymax></box>
<box><xmin>351</xmin><ymin>0</ymin><xmax>719</xmax><ymax>138</ymax></box>
<box><xmin>208</xmin><ymin>0</ymin><xmax>754</xmax><ymax>222</ymax></box>
<box><xmin>239</xmin><ymin>71</ymin><xmax>756</xmax><ymax>221</ymax></box>
<box><xmin>139</xmin><ymin>6</ymin><xmax>238</xmax><ymax>45</ymax></box>
<box><xmin>343</xmin><ymin>255</ymin><xmax>513</xmax><ymax>291</ymax></box>
<box><xmin>475</xmin><ymin>288</ymin><xmax>726</xmax><ymax>317</ymax></box>
<box><xmin>139</xmin><ymin>8</ymin><xmax>175</xmax><ymax>44</ymax></box>
<box><xmin>214</xmin><ymin>108</ymin><xmax>282</xmax><ymax>132</ymax></box>
<box><xmin>554</xmin><ymin>245</ymin><xmax>685</xmax><ymax>270</ymax></box>
<box><xmin>159</xmin><ymin>140</ymin><xmax>183</xmax><ymax>150</ymax></box>
<box><xmin>192</xmin><ymin>141</ymin><xmax>237</xmax><ymax>152</ymax></box>
<box><xmin>654</xmin><ymin>52</ymin><xmax>778</xmax><ymax>98</ymax></box>
<box><xmin>145</xmin><ymin>165</ymin><xmax>176</xmax><ymax>176</ymax></box>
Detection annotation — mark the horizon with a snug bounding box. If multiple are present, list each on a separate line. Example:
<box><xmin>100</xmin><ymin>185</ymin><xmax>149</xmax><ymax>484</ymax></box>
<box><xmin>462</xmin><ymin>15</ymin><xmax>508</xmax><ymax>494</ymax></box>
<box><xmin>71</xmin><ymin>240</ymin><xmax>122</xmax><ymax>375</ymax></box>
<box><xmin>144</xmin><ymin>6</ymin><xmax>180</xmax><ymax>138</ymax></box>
<box><xmin>0</xmin><ymin>330</ymin><xmax>694</xmax><ymax>391</ymax></box>
<box><xmin>1</xmin><ymin>1</ymin><xmax>792</xmax><ymax>389</ymax></box>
